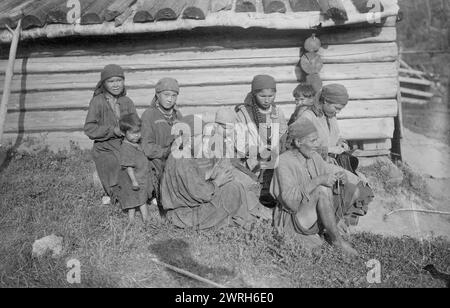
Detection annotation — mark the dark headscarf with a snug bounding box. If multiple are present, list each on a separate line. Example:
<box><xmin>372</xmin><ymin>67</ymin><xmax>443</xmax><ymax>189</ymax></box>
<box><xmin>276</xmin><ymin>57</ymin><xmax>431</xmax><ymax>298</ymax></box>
<box><xmin>243</xmin><ymin>75</ymin><xmax>278</xmax><ymax>126</ymax></box>
<box><xmin>320</xmin><ymin>84</ymin><xmax>349</xmax><ymax>106</ymax></box>
<box><xmin>93</xmin><ymin>64</ymin><xmax>126</xmax><ymax>97</ymax></box>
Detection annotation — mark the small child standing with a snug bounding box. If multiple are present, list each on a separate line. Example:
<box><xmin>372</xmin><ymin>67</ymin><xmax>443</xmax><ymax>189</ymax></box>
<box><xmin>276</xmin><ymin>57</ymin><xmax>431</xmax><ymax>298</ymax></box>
<box><xmin>118</xmin><ymin>113</ymin><xmax>153</xmax><ymax>224</ymax></box>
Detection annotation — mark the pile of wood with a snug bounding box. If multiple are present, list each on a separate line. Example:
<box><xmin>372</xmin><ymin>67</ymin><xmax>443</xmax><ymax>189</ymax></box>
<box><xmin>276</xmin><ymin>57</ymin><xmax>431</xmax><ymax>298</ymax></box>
<box><xmin>399</xmin><ymin>59</ymin><xmax>435</xmax><ymax>105</ymax></box>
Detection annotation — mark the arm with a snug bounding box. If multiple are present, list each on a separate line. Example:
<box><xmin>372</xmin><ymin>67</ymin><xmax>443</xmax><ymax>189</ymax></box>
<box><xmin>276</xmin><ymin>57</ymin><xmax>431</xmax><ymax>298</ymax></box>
<box><xmin>84</xmin><ymin>99</ymin><xmax>117</xmax><ymax>141</ymax></box>
<box><xmin>126</xmin><ymin>167</ymin><xmax>140</xmax><ymax>190</ymax></box>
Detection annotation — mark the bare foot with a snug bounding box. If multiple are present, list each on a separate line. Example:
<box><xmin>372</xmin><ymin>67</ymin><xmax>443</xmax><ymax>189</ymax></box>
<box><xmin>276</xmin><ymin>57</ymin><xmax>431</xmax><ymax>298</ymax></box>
<box><xmin>334</xmin><ymin>240</ymin><xmax>359</xmax><ymax>257</ymax></box>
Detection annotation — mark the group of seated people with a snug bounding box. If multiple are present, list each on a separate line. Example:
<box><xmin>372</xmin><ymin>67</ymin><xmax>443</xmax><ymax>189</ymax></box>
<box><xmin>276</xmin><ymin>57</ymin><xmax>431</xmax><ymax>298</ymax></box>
<box><xmin>84</xmin><ymin>64</ymin><xmax>374</xmax><ymax>256</ymax></box>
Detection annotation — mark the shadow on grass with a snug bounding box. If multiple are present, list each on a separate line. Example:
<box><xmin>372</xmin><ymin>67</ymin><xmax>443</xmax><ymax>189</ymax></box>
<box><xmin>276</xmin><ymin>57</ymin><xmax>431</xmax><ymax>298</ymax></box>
<box><xmin>149</xmin><ymin>239</ymin><xmax>237</xmax><ymax>288</ymax></box>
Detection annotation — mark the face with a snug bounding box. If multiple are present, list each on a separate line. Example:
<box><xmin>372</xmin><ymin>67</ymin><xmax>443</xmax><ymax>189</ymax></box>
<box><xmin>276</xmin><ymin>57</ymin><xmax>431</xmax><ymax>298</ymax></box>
<box><xmin>125</xmin><ymin>129</ymin><xmax>141</xmax><ymax>144</ymax></box>
<box><xmin>104</xmin><ymin>77</ymin><xmax>124</xmax><ymax>97</ymax></box>
<box><xmin>295</xmin><ymin>132</ymin><xmax>320</xmax><ymax>158</ymax></box>
<box><xmin>157</xmin><ymin>90</ymin><xmax>178</xmax><ymax>110</ymax></box>
<box><xmin>254</xmin><ymin>88</ymin><xmax>276</xmax><ymax>110</ymax></box>
<box><xmin>295</xmin><ymin>93</ymin><xmax>314</xmax><ymax>106</ymax></box>
<box><xmin>322</xmin><ymin>101</ymin><xmax>345</xmax><ymax>117</ymax></box>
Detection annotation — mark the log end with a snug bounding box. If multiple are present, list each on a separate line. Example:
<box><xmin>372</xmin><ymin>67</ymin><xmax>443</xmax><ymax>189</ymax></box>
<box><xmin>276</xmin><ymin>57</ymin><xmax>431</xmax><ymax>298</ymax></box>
<box><xmin>289</xmin><ymin>0</ymin><xmax>321</xmax><ymax>12</ymax></box>
<box><xmin>263</xmin><ymin>1</ymin><xmax>287</xmax><ymax>14</ymax></box>
<box><xmin>155</xmin><ymin>8</ymin><xmax>178</xmax><ymax>21</ymax></box>
<box><xmin>0</xmin><ymin>17</ymin><xmax>14</xmax><ymax>30</ymax></box>
<box><xmin>235</xmin><ymin>1</ymin><xmax>257</xmax><ymax>13</ymax></box>
<box><xmin>80</xmin><ymin>13</ymin><xmax>104</xmax><ymax>25</ymax></box>
<box><xmin>133</xmin><ymin>11</ymin><xmax>155</xmax><ymax>23</ymax></box>
<box><xmin>351</xmin><ymin>0</ymin><xmax>385</xmax><ymax>14</ymax></box>
<box><xmin>183</xmin><ymin>7</ymin><xmax>206</xmax><ymax>20</ymax></box>
<box><xmin>22</xmin><ymin>15</ymin><xmax>45</xmax><ymax>30</ymax></box>
<box><xmin>324</xmin><ymin>8</ymin><xmax>349</xmax><ymax>23</ymax></box>
<box><xmin>104</xmin><ymin>10</ymin><xmax>121</xmax><ymax>22</ymax></box>
<box><xmin>47</xmin><ymin>10</ymin><xmax>68</xmax><ymax>24</ymax></box>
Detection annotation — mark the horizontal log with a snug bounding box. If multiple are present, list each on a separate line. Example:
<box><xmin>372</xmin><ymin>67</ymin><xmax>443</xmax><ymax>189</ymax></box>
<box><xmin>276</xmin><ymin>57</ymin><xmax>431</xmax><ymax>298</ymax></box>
<box><xmin>0</xmin><ymin>42</ymin><xmax>398</xmax><ymax>75</ymax></box>
<box><xmin>360</xmin><ymin>139</ymin><xmax>392</xmax><ymax>151</ymax></box>
<box><xmin>400</xmin><ymin>88</ymin><xmax>434</xmax><ymax>98</ymax></box>
<box><xmin>399</xmin><ymin>77</ymin><xmax>433</xmax><ymax>87</ymax></box>
<box><xmin>1</xmin><ymin>62</ymin><xmax>398</xmax><ymax>94</ymax></box>
<box><xmin>4</xmin><ymin>107</ymin><xmax>395</xmax><ymax>141</ymax></box>
<box><xmin>2</xmin><ymin>132</ymin><xmax>393</xmax><ymax>154</ymax></box>
<box><xmin>319</xmin><ymin>26</ymin><xmax>396</xmax><ymax>45</ymax></box>
<box><xmin>6</xmin><ymin>79</ymin><xmax>399</xmax><ymax>114</ymax></box>
<box><xmin>353</xmin><ymin>149</ymin><xmax>390</xmax><ymax>157</ymax></box>
<box><xmin>5</xmin><ymin>27</ymin><xmax>397</xmax><ymax>59</ymax></box>
<box><xmin>400</xmin><ymin>97</ymin><xmax>429</xmax><ymax>105</ymax></box>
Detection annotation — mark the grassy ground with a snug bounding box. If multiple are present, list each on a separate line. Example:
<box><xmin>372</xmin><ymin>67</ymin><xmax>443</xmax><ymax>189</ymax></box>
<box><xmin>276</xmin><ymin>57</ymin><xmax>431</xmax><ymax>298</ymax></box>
<box><xmin>0</xmin><ymin>146</ymin><xmax>449</xmax><ymax>288</ymax></box>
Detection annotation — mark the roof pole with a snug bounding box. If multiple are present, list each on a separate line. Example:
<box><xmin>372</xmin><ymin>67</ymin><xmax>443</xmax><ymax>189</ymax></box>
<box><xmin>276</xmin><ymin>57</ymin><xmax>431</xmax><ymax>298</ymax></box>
<box><xmin>0</xmin><ymin>19</ymin><xmax>21</xmax><ymax>147</ymax></box>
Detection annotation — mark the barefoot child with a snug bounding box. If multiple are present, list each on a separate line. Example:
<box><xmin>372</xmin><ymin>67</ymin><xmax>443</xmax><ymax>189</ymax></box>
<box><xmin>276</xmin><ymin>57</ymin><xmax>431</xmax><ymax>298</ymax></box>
<box><xmin>118</xmin><ymin>114</ymin><xmax>152</xmax><ymax>223</ymax></box>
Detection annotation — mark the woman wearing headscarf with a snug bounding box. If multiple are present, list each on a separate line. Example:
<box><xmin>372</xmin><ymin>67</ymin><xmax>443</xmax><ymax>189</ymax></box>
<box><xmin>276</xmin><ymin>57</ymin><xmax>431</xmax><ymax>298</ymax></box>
<box><xmin>235</xmin><ymin>75</ymin><xmax>288</xmax><ymax>207</ymax></box>
<box><xmin>294</xmin><ymin>83</ymin><xmax>374</xmax><ymax>226</ymax></box>
<box><xmin>141</xmin><ymin>78</ymin><xmax>183</xmax><ymax>204</ymax></box>
<box><xmin>84</xmin><ymin>64</ymin><xmax>138</xmax><ymax>204</ymax></box>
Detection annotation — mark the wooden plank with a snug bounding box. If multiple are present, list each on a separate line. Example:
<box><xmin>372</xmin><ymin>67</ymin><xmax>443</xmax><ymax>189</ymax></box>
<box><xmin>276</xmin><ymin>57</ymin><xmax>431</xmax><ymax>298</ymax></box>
<box><xmin>183</xmin><ymin>0</ymin><xmax>210</xmax><ymax>20</ymax></box>
<box><xmin>339</xmin><ymin>117</ymin><xmax>395</xmax><ymax>140</ymax></box>
<box><xmin>1</xmin><ymin>42</ymin><xmax>399</xmax><ymax>74</ymax></box>
<box><xmin>115</xmin><ymin>6</ymin><xmax>135</xmax><ymax>27</ymax></box>
<box><xmin>210</xmin><ymin>0</ymin><xmax>233</xmax><ymax>12</ymax></box>
<box><xmin>352</xmin><ymin>149</ymin><xmax>390</xmax><ymax>157</ymax></box>
<box><xmin>133</xmin><ymin>0</ymin><xmax>156</xmax><ymax>23</ymax></box>
<box><xmin>149</xmin><ymin>0</ymin><xmax>188</xmax><ymax>21</ymax></box>
<box><xmin>236</xmin><ymin>0</ymin><xmax>258</xmax><ymax>12</ymax></box>
<box><xmin>317</xmin><ymin>42</ymin><xmax>398</xmax><ymax>63</ymax></box>
<box><xmin>399</xmin><ymin>77</ymin><xmax>433</xmax><ymax>87</ymax></box>
<box><xmin>262</xmin><ymin>0</ymin><xmax>287</xmax><ymax>14</ymax></box>
<box><xmin>319</xmin><ymin>26</ymin><xmax>396</xmax><ymax>44</ymax></box>
<box><xmin>105</xmin><ymin>0</ymin><xmax>137</xmax><ymax>22</ymax></box>
<box><xmin>1</xmin><ymin>62</ymin><xmax>398</xmax><ymax>93</ymax></box>
<box><xmin>289</xmin><ymin>0</ymin><xmax>321</xmax><ymax>12</ymax></box>
<box><xmin>361</xmin><ymin>139</ymin><xmax>392</xmax><ymax>151</ymax></box>
<box><xmin>400</xmin><ymin>88</ymin><xmax>434</xmax><ymax>99</ymax></box>
<box><xmin>80</xmin><ymin>1</ymin><xmax>112</xmax><ymax>25</ymax></box>
<box><xmin>400</xmin><ymin>97</ymin><xmax>429</xmax><ymax>105</ymax></box>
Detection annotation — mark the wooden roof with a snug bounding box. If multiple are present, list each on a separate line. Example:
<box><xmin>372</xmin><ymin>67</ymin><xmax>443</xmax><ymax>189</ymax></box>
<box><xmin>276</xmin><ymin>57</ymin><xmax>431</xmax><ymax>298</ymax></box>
<box><xmin>0</xmin><ymin>0</ymin><xmax>399</xmax><ymax>43</ymax></box>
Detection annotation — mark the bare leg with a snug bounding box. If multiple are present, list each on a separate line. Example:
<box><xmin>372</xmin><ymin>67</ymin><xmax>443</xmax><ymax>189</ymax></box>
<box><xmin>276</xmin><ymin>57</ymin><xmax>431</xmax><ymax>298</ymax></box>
<box><xmin>316</xmin><ymin>189</ymin><xmax>359</xmax><ymax>257</ymax></box>
<box><xmin>128</xmin><ymin>208</ymin><xmax>136</xmax><ymax>224</ymax></box>
<box><xmin>140</xmin><ymin>204</ymin><xmax>149</xmax><ymax>222</ymax></box>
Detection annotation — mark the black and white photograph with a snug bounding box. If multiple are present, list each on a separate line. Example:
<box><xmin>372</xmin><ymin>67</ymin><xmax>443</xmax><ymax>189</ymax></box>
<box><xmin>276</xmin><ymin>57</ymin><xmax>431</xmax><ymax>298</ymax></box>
<box><xmin>0</xmin><ymin>0</ymin><xmax>448</xmax><ymax>291</ymax></box>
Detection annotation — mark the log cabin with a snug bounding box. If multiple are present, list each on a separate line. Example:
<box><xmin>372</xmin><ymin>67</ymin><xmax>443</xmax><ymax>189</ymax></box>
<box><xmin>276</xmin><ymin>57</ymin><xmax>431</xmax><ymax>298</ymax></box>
<box><xmin>0</xmin><ymin>0</ymin><xmax>401</xmax><ymax>157</ymax></box>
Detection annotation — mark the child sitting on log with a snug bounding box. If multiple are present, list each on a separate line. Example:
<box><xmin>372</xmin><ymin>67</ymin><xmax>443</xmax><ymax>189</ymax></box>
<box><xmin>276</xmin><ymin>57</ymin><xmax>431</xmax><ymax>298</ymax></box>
<box><xmin>117</xmin><ymin>113</ymin><xmax>154</xmax><ymax>224</ymax></box>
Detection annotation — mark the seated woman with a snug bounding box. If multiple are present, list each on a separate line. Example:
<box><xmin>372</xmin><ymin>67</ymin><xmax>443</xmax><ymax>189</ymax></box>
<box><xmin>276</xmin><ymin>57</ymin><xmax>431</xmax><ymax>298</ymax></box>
<box><xmin>270</xmin><ymin>118</ymin><xmax>359</xmax><ymax>257</ymax></box>
<box><xmin>291</xmin><ymin>83</ymin><xmax>374</xmax><ymax>226</ymax></box>
<box><xmin>160</xmin><ymin>115</ymin><xmax>253</xmax><ymax>230</ymax></box>
<box><xmin>234</xmin><ymin>75</ymin><xmax>288</xmax><ymax>207</ymax></box>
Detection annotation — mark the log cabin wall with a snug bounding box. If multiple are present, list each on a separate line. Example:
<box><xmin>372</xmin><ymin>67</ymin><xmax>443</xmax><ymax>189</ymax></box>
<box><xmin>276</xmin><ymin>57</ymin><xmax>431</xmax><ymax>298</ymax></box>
<box><xmin>0</xmin><ymin>8</ymin><xmax>399</xmax><ymax>156</ymax></box>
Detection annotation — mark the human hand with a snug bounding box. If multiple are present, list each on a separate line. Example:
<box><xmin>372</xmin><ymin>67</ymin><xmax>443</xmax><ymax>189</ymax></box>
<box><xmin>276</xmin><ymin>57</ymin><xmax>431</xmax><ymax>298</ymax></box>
<box><xmin>320</xmin><ymin>173</ymin><xmax>339</xmax><ymax>187</ymax></box>
<box><xmin>213</xmin><ymin>169</ymin><xmax>234</xmax><ymax>187</ymax></box>
<box><xmin>336</xmin><ymin>171</ymin><xmax>348</xmax><ymax>185</ymax></box>
<box><xmin>113</xmin><ymin>126</ymin><xmax>124</xmax><ymax>137</ymax></box>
